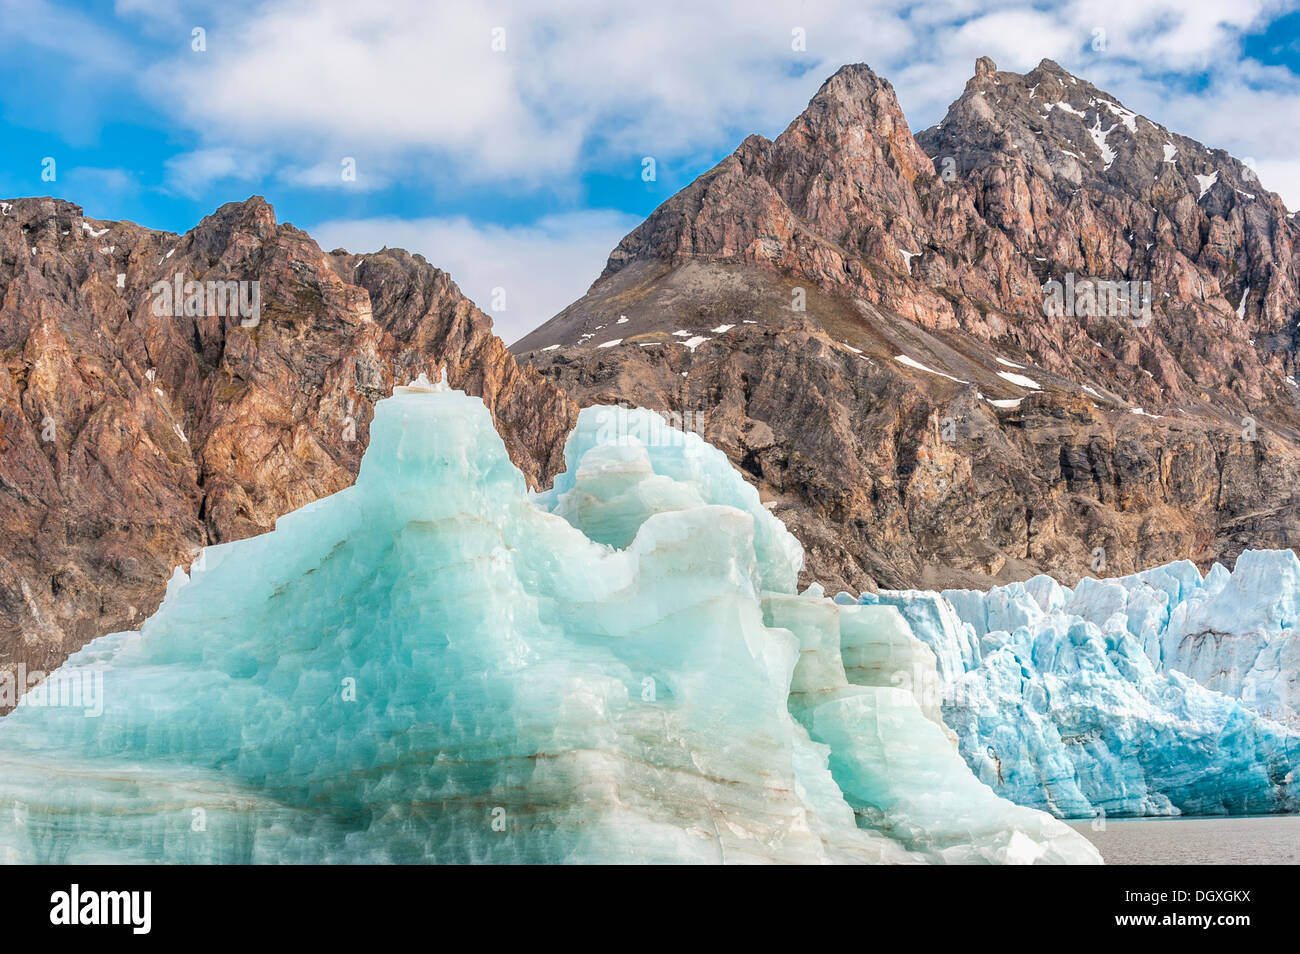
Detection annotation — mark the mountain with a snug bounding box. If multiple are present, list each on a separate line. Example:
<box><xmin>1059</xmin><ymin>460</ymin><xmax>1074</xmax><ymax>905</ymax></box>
<box><xmin>514</xmin><ymin>58</ymin><xmax>1300</xmax><ymax>597</ymax></box>
<box><xmin>0</xmin><ymin>196</ymin><xmax>575</xmax><ymax>706</ymax></box>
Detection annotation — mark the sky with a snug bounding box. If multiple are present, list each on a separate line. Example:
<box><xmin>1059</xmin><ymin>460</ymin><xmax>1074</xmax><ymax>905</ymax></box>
<box><xmin>1</xmin><ymin>0</ymin><xmax>1298</xmax><ymax>344</ymax></box>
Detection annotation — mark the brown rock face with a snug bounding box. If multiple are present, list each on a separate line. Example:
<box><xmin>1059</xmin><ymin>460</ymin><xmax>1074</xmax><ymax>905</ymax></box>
<box><xmin>515</xmin><ymin>60</ymin><xmax>1300</xmax><ymax>595</ymax></box>
<box><xmin>0</xmin><ymin>196</ymin><xmax>575</xmax><ymax>703</ymax></box>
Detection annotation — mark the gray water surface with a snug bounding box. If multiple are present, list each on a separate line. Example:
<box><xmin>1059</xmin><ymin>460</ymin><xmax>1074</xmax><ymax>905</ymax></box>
<box><xmin>1067</xmin><ymin>815</ymin><xmax>1300</xmax><ymax>864</ymax></box>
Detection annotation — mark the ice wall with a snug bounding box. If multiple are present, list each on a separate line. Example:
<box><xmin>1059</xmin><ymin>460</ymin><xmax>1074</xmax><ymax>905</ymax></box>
<box><xmin>865</xmin><ymin>558</ymin><xmax>1300</xmax><ymax>818</ymax></box>
<box><xmin>0</xmin><ymin>385</ymin><xmax>1098</xmax><ymax>864</ymax></box>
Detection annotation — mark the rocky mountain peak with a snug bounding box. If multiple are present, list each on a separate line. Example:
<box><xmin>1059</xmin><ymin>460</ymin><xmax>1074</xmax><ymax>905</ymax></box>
<box><xmin>917</xmin><ymin>58</ymin><xmax>1300</xmax><ymax>413</ymax></box>
<box><xmin>2</xmin><ymin>196</ymin><xmax>88</xmax><ymax>247</ymax></box>
<box><xmin>806</xmin><ymin>62</ymin><xmax>898</xmax><ymax>116</ymax></box>
<box><xmin>201</xmin><ymin>195</ymin><xmax>277</xmax><ymax>233</ymax></box>
<box><xmin>588</xmin><ymin>58</ymin><xmax>937</xmax><ymax>291</ymax></box>
<box><xmin>189</xmin><ymin>196</ymin><xmax>279</xmax><ymax>255</ymax></box>
<box><xmin>787</xmin><ymin>62</ymin><xmax>933</xmax><ymax>182</ymax></box>
<box><xmin>517</xmin><ymin>57</ymin><xmax>1300</xmax><ymax>598</ymax></box>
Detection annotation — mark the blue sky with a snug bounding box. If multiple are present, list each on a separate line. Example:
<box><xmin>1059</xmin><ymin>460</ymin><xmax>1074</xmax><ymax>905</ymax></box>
<box><xmin>2</xmin><ymin>0</ymin><xmax>1298</xmax><ymax>343</ymax></box>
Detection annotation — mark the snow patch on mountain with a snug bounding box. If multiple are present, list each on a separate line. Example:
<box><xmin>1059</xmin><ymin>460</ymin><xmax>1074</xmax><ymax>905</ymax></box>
<box><xmin>996</xmin><ymin>370</ymin><xmax>1041</xmax><ymax>389</ymax></box>
<box><xmin>895</xmin><ymin>354</ymin><xmax>969</xmax><ymax>384</ymax></box>
<box><xmin>1088</xmin><ymin>115</ymin><xmax>1118</xmax><ymax>170</ymax></box>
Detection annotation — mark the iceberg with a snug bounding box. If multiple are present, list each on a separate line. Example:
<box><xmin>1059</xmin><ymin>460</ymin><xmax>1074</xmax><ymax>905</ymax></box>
<box><xmin>0</xmin><ymin>382</ymin><xmax>1097</xmax><ymax>863</ymax></box>
<box><xmin>861</xmin><ymin>561</ymin><xmax>1300</xmax><ymax>818</ymax></box>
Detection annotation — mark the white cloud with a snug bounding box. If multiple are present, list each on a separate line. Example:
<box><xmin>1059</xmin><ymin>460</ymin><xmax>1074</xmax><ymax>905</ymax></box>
<box><xmin>308</xmin><ymin>210</ymin><xmax>642</xmax><ymax>343</ymax></box>
<box><xmin>279</xmin><ymin>159</ymin><xmax>388</xmax><ymax>192</ymax></box>
<box><xmin>0</xmin><ymin>0</ymin><xmax>131</xmax><ymax>69</ymax></box>
<box><xmin>125</xmin><ymin>0</ymin><xmax>1294</xmax><ymax>185</ymax></box>
<box><xmin>143</xmin><ymin>2</ymin><xmax>584</xmax><ymax>185</ymax></box>
<box><xmin>62</xmin><ymin>166</ymin><xmax>139</xmax><ymax>196</ymax></box>
<box><xmin>163</xmin><ymin>148</ymin><xmax>267</xmax><ymax>198</ymax></box>
<box><xmin>942</xmin><ymin>10</ymin><xmax>1078</xmax><ymax>75</ymax></box>
<box><xmin>1252</xmin><ymin>158</ymin><xmax>1300</xmax><ymax>210</ymax></box>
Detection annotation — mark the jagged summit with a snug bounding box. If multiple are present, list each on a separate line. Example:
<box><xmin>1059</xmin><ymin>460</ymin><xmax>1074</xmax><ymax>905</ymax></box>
<box><xmin>523</xmin><ymin>56</ymin><xmax>1297</xmax><ymax>407</ymax></box>
<box><xmin>807</xmin><ymin>61</ymin><xmax>900</xmax><ymax>107</ymax></box>
<box><xmin>517</xmin><ymin>57</ymin><xmax>1300</xmax><ymax>596</ymax></box>
<box><xmin>923</xmin><ymin>55</ymin><xmax>1270</xmax><ymax>212</ymax></box>
<box><xmin>916</xmin><ymin>57</ymin><xmax>1298</xmax><ymax>383</ymax></box>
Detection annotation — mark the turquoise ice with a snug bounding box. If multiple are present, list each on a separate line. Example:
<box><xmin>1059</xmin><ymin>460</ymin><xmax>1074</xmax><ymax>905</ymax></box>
<box><xmin>0</xmin><ymin>377</ymin><xmax>1097</xmax><ymax>863</ymax></box>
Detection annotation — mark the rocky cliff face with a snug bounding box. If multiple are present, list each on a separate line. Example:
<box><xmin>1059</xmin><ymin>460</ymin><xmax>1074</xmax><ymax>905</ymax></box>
<box><xmin>515</xmin><ymin>59</ymin><xmax>1300</xmax><ymax>595</ymax></box>
<box><xmin>0</xmin><ymin>196</ymin><xmax>574</xmax><ymax>703</ymax></box>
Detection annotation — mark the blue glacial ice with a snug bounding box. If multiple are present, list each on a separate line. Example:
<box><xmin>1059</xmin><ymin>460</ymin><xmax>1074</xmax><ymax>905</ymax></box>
<box><xmin>0</xmin><ymin>380</ymin><xmax>1098</xmax><ymax>863</ymax></box>
<box><xmin>859</xmin><ymin>556</ymin><xmax>1300</xmax><ymax>819</ymax></box>
<box><xmin>1065</xmin><ymin>552</ymin><xmax>1300</xmax><ymax>728</ymax></box>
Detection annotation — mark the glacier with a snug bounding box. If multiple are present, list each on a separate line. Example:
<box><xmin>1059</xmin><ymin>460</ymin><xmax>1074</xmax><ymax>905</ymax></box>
<box><xmin>0</xmin><ymin>377</ymin><xmax>1098</xmax><ymax>864</ymax></box>
<box><xmin>1065</xmin><ymin>553</ymin><xmax>1300</xmax><ymax>728</ymax></box>
<box><xmin>857</xmin><ymin>557</ymin><xmax>1300</xmax><ymax>819</ymax></box>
